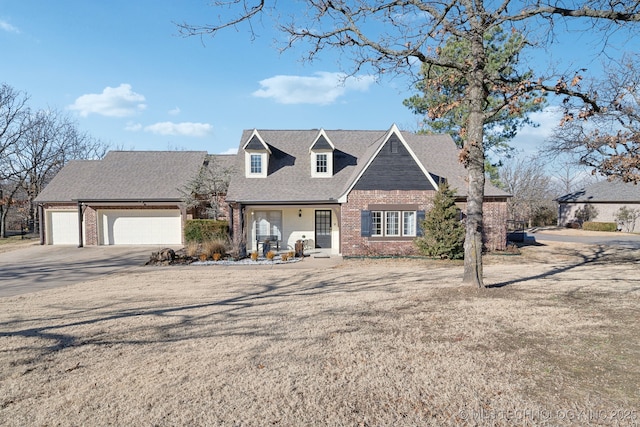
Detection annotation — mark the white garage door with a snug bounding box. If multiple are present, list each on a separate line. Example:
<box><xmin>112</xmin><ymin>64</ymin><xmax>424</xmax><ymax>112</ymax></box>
<box><xmin>99</xmin><ymin>209</ymin><xmax>182</xmax><ymax>245</ymax></box>
<box><xmin>47</xmin><ymin>211</ymin><xmax>79</xmax><ymax>245</ymax></box>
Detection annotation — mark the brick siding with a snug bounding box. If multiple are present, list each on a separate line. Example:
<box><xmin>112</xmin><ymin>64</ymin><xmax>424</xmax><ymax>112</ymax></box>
<box><xmin>341</xmin><ymin>190</ymin><xmax>508</xmax><ymax>256</ymax></box>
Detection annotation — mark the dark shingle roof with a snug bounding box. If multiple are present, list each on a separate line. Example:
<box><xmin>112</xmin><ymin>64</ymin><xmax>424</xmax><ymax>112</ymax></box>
<box><xmin>557</xmin><ymin>180</ymin><xmax>640</xmax><ymax>203</ymax></box>
<box><xmin>225</xmin><ymin>128</ymin><xmax>509</xmax><ymax>203</ymax></box>
<box><xmin>35</xmin><ymin>151</ymin><xmax>207</xmax><ymax>203</ymax></box>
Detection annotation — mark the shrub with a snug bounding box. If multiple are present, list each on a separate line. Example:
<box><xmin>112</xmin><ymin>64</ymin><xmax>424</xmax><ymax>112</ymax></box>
<box><xmin>532</xmin><ymin>206</ymin><xmax>557</xmax><ymax>227</ymax></box>
<box><xmin>415</xmin><ymin>182</ymin><xmax>465</xmax><ymax>259</ymax></box>
<box><xmin>212</xmin><ymin>253</ymin><xmax>222</xmax><ymax>261</ymax></box>
<box><xmin>266</xmin><ymin>251</ymin><xmax>276</xmax><ymax>260</ymax></box>
<box><xmin>582</xmin><ymin>221</ymin><xmax>617</xmax><ymax>232</ymax></box>
<box><xmin>184</xmin><ymin>219</ymin><xmax>229</xmax><ymax>243</ymax></box>
<box><xmin>185</xmin><ymin>241</ymin><xmax>200</xmax><ymax>257</ymax></box>
<box><xmin>201</xmin><ymin>238</ymin><xmax>228</xmax><ymax>258</ymax></box>
<box><xmin>574</xmin><ymin>205</ymin><xmax>598</xmax><ymax>224</ymax></box>
<box><xmin>250</xmin><ymin>251</ymin><xmax>258</xmax><ymax>261</ymax></box>
<box><xmin>614</xmin><ymin>206</ymin><xmax>639</xmax><ymax>232</ymax></box>
<box><xmin>281</xmin><ymin>253</ymin><xmax>289</xmax><ymax>262</ymax></box>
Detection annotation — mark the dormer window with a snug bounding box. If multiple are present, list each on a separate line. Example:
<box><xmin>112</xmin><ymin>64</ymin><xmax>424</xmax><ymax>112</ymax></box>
<box><xmin>243</xmin><ymin>130</ymin><xmax>270</xmax><ymax>178</ymax></box>
<box><xmin>315</xmin><ymin>153</ymin><xmax>328</xmax><ymax>174</ymax></box>
<box><xmin>309</xmin><ymin>129</ymin><xmax>335</xmax><ymax>178</ymax></box>
<box><xmin>250</xmin><ymin>154</ymin><xmax>262</xmax><ymax>174</ymax></box>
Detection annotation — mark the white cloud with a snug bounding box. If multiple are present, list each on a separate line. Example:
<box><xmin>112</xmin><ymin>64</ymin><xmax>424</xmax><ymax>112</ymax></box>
<box><xmin>124</xmin><ymin>122</ymin><xmax>142</xmax><ymax>132</ymax></box>
<box><xmin>252</xmin><ymin>71</ymin><xmax>376</xmax><ymax>105</ymax></box>
<box><xmin>68</xmin><ymin>84</ymin><xmax>147</xmax><ymax>117</ymax></box>
<box><xmin>219</xmin><ymin>147</ymin><xmax>238</xmax><ymax>155</ymax></box>
<box><xmin>511</xmin><ymin>106</ymin><xmax>563</xmax><ymax>154</ymax></box>
<box><xmin>0</xmin><ymin>20</ymin><xmax>19</xmax><ymax>33</ymax></box>
<box><xmin>168</xmin><ymin>107</ymin><xmax>181</xmax><ymax>116</ymax></box>
<box><xmin>144</xmin><ymin>121</ymin><xmax>212</xmax><ymax>137</ymax></box>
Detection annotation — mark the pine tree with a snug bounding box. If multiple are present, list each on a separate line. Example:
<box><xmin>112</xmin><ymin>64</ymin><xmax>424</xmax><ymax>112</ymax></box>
<box><xmin>416</xmin><ymin>183</ymin><xmax>465</xmax><ymax>260</ymax></box>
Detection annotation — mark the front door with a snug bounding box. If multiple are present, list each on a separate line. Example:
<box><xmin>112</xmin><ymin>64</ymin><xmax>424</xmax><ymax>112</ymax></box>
<box><xmin>315</xmin><ymin>210</ymin><xmax>332</xmax><ymax>248</ymax></box>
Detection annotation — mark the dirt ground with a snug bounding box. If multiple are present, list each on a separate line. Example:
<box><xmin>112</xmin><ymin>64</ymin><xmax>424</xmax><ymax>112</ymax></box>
<box><xmin>1</xmin><ymin>239</ymin><xmax>639</xmax><ymax>426</ymax></box>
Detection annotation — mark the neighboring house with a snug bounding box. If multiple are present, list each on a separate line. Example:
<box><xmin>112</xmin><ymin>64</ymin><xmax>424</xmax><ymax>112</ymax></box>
<box><xmin>226</xmin><ymin>125</ymin><xmax>510</xmax><ymax>257</ymax></box>
<box><xmin>557</xmin><ymin>180</ymin><xmax>640</xmax><ymax>232</ymax></box>
<box><xmin>34</xmin><ymin>151</ymin><xmax>234</xmax><ymax>246</ymax></box>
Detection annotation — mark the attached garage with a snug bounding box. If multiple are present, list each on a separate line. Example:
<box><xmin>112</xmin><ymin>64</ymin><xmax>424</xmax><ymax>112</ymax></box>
<box><xmin>99</xmin><ymin>209</ymin><xmax>182</xmax><ymax>245</ymax></box>
<box><xmin>34</xmin><ymin>150</ymin><xmax>210</xmax><ymax>247</ymax></box>
<box><xmin>46</xmin><ymin>210</ymin><xmax>80</xmax><ymax>245</ymax></box>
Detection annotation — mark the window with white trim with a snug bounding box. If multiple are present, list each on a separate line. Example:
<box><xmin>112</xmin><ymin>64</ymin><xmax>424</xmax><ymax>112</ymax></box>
<box><xmin>403</xmin><ymin>211</ymin><xmax>416</xmax><ymax>236</ymax></box>
<box><xmin>369</xmin><ymin>210</ymin><xmax>418</xmax><ymax>237</ymax></box>
<box><xmin>250</xmin><ymin>154</ymin><xmax>262</xmax><ymax>174</ymax></box>
<box><xmin>371</xmin><ymin>211</ymin><xmax>383</xmax><ymax>236</ymax></box>
<box><xmin>385</xmin><ymin>211</ymin><xmax>400</xmax><ymax>236</ymax></box>
<box><xmin>316</xmin><ymin>153</ymin><xmax>327</xmax><ymax>173</ymax></box>
<box><xmin>254</xmin><ymin>210</ymin><xmax>282</xmax><ymax>240</ymax></box>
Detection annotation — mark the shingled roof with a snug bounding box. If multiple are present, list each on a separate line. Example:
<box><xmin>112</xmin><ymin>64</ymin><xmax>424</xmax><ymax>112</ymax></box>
<box><xmin>35</xmin><ymin>151</ymin><xmax>207</xmax><ymax>203</ymax></box>
<box><xmin>225</xmin><ymin>127</ymin><xmax>509</xmax><ymax>203</ymax></box>
<box><xmin>557</xmin><ymin>179</ymin><xmax>640</xmax><ymax>203</ymax></box>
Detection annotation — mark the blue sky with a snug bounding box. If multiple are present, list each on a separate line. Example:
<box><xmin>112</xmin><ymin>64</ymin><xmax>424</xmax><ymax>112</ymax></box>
<box><xmin>1</xmin><ymin>0</ymin><xmax>421</xmax><ymax>155</ymax></box>
<box><xmin>0</xmin><ymin>1</ymin><xmax>630</xmax><ymax>157</ymax></box>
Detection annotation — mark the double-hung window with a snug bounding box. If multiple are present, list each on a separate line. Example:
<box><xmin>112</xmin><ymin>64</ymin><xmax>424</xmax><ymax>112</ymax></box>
<box><xmin>367</xmin><ymin>210</ymin><xmax>419</xmax><ymax>237</ymax></box>
<box><xmin>250</xmin><ymin>154</ymin><xmax>262</xmax><ymax>174</ymax></box>
<box><xmin>316</xmin><ymin>153</ymin><xmax>328</xmax><ymax>173</ymax></box>
<box><xmin>403</xmin><ymin>211</ymin><xmax>416</xmax><ymax>236</ymax></box>
<box><xmin>385</xmin><ymin>211</ymin><xmax>400</xmax><ymax>236</ymax></box>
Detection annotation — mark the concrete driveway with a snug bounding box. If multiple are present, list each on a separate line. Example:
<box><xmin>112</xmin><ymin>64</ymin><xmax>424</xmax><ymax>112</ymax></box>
<box><xmin>529</xmin><ymin>228</ymin><xmax>640</xmax><ymax>249</ymax></box>
<box><xmin>0</xmin><ymin>244</ymin><xmax>164</xmax><ymax>297</ymax></box>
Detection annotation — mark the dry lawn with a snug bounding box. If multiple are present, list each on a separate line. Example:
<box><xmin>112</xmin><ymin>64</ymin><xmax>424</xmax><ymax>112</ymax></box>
<box><xmin>1</xmin><ymin>241</ymin><xmax>639</xmax><ymax>426</ymax></box>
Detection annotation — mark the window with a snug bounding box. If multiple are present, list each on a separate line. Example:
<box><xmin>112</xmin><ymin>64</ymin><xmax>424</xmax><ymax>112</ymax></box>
<box><xmin>385</xmin><ymin>211</ymin><xmax>400</xmax><ymax>236</ymax></box>
<box><xmin>250</xmin><ymin>154</ymin><xmax>262</xmax><ymax>174</ymax></box>
<box><xmin>254</xmin><ymin>210</ymin><xmax>282</xmax><ymax>240</ymax></box>
<box><xmin>371</xmin><ymin>211</ymin><xmax>383</xmax><ymax>236</ymax></box>
<box><xmin>316</xmin><ymin>153</ymin><xmax>327</xmax><ymax>173</ymax></box>
<box><xmin>403</xmin><ymin>211</ymin><xmax>416</xmax><ymax>236</ymax></box>
<box><xmin>367</xmin><ymin>210</ymin><xmax>417</xmax><ymax>237</ymax></box>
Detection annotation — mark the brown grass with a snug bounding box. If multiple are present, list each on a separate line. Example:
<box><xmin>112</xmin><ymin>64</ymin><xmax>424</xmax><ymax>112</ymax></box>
<box><xmin>0</xmin><ymin>241</ymin><xmax>639</xmax><ymax>426</ymax></box>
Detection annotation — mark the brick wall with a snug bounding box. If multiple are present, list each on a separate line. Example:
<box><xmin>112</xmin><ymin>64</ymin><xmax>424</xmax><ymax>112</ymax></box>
<box><xmin>84</xmin><ymin>206</ymin><xmax>98</xmax><ymax>245</ymax></box>
<box><xmin>456</xmin><ymin>198</ymin><xmax>509</xmax><ymax>252</ymax></box>
<box><xmin>341</xmin><ymin>190</ymin><xmax>436</xmax><ymax>256</ymax></box>
<box><xmin>341</xmin><ymin>190</ymin><xmax>509</xmax><ymax>256</ymax></box>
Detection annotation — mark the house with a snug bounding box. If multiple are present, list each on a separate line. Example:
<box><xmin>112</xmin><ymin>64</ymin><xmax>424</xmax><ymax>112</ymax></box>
<box><xmin>226</xmin><ymin>125</ymin><xmax>510</xmax><ymax>257</ymax></box>
<box><xmin>557</xmin><ymin>180</ymin><xmax>640</xmax><ymax>232</ymax></box>
<box><xmin>34</xmin><ymin>151</ymin><xmax>235</xmax><ymax>246</ymax></box>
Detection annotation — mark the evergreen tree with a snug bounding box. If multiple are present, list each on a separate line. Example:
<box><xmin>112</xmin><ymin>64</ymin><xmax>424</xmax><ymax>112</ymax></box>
<box><xmin>416</xmin><ymin>183</ymin><xmax>465</xmax><ymax>260</ymax></box>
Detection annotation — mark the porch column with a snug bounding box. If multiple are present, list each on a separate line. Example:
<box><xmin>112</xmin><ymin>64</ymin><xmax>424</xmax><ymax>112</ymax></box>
<box><xmin>38</xmin><ymin>204</ymin><xmax>45</xmax><ymax>245</ymax></box>
<box><xmin>77</xmin><ymin>202</ymin><xmax>84</xmax><ymax>248</ymax></box>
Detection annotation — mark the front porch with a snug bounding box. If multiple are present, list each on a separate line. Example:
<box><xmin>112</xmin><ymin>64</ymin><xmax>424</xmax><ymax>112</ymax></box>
<box><xmin>243</xmin><ymin>205</ymin><xmax>341</xmax><ymax>256</ymax></box>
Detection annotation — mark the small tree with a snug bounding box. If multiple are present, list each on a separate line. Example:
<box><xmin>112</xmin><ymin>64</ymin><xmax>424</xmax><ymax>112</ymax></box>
<box><xmin>416</xmin><ymin>183</ymin><xmax>465</xmax><ymax>260</ymax></box>
<box><xmin>574</xmin><ymin>205</ymin><xmax>598</xmax><ymax>225</ymax></box>
<box><xmin>180</xmin><ymin>156</ymin><xmax>233</xmax><ymax>220</ymax></box>
<box><xmin>614</xmin><ymin>206</ymin><xmax>640</xmax><ymax>233</ymax></box>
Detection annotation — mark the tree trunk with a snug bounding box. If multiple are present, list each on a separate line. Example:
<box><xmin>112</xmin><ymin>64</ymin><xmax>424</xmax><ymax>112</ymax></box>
<box><xmin>0</xmin><ymin>203</ymin><xmax>8</xmax><ymax>238</ymax></box>
<box><xmin>462</xmin><ymin>35</ymin><xmax>487</xmax><ymax>288</ymax></box>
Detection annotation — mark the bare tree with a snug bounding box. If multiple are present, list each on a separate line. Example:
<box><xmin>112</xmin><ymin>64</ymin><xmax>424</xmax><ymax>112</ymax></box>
<box><xmin>0</xmin><ymin>85</ymin><xmax>108</xmax><ymax>237</ymax></box>
<box><xmin>180</xmin><ymin>156</ymin><xmax>234</xmax><ymax>220</ymax></box>
<box><xmin>178</xmin><ymin>1</ymin><xmax>640</xmax><ymax>287</ymax></box>
<box><xmin>549</xmin><ymin>158</ymin><xmax>598</xmax><ymax>196</ymax></box>
<box><xmin>547</xmin><ymin>55</ymin><xmax>640</xmax><ymax>183</ymax></box>
<box><xmin>499</xmin><ymin>156</ymin><xmax>556</xmax><ymax>227</ymax></box>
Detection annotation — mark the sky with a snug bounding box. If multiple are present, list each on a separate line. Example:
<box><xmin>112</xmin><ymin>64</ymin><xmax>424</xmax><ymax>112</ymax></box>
<box><xmin>0</xmin><ymin>1</ymin><xmax>631</xmax><ymax>158</ymax></box>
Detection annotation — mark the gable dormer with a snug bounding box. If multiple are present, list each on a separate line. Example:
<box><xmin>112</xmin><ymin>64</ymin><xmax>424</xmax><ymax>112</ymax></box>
<box><xmin>242</xmin><ymin>129</ymin><xmax>271</xmax><ymax>178</ymax></box>
<box><xmin>309</xmin><ymin>129</ymin><xmax>335</xmax><ymax>178</ymax></box>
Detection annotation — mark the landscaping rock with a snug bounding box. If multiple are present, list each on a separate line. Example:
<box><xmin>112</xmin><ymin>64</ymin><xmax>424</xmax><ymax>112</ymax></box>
<box><xmin>146</xmin><ymin>248</ymin><xmax>176</xmax><ymax>265</ymax></box>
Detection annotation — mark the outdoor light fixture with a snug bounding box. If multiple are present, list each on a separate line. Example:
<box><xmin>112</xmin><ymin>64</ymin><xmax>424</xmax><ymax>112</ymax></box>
<box><xmin>298</xmin><ymin>209</ymin><xmax>302</xmax><ymax>217</ymax></box>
